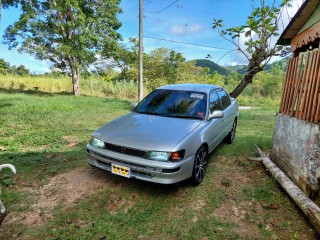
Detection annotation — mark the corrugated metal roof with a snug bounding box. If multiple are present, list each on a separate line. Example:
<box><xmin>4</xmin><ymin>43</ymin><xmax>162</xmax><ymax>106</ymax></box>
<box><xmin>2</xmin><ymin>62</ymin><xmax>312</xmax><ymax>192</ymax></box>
<box><xmin>277</xmin><ymin>0</ymin><xmax>320</xmax><ymax>45</ymax></box>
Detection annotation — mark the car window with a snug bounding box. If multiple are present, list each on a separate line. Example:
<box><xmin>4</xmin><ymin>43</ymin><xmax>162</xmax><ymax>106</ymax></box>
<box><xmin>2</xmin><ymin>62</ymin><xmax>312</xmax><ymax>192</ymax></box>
<box><xmin>217</xmin><ymin>89</ymin><xmax>231</xmax><ymax>110</ymax></box>
<box><xmin>209</xmin><ymin>90</ymin><xmax>222</xmax><ymax>113</ymax></box>
<box><xmin>134</xmin><ymin>89</ymin><xmax>207</xmax><ymax>120</ymax></box>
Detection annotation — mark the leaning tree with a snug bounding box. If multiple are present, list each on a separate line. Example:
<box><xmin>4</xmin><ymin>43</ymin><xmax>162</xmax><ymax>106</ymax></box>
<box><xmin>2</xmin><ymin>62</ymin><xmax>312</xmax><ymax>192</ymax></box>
<box><xmin>3</xmin><ymin>0</ymin><xmax>122</xmax><ymax>96</ymax></box>
<box><xmin>212</xmin><ymin>0</ymin><xmax>291</xmax><ymax>98</ymax></box>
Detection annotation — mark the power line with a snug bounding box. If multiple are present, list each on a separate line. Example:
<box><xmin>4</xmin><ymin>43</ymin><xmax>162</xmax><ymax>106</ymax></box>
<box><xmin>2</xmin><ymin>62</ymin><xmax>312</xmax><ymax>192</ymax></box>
<box><xmin>143</xmin><ymin>35</ymin><xmax>233</xmax><ymax>51</ymax></box>
<box><xmin>143</xmin><ymin>16</ymin><xmax>213</xmax><ymax>32</ymax></box>
<box><xmin>146</xmin><ymin>0</ymin><xmax>178</xmax><ymax>14</ymax></box>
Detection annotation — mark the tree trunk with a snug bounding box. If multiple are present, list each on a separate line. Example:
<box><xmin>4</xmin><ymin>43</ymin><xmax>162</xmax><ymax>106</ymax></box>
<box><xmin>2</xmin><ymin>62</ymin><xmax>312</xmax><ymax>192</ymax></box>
<box><xmin>71</xmin><ymin>68</ymin><xmax>80</xmax><ymax>96</ymax></box>
<box><xmin>230</xmin><ymin>60</ymin><xmax>262</xmax><ymax>98</ymax></box>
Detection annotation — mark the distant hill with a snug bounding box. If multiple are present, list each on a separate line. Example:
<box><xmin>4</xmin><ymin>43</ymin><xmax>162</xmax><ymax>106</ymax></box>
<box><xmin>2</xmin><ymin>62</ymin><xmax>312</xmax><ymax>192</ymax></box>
<box><xmin>194</xmin><ymin>57</ymin><xmax>290</xmax><ymax>76</ymax></box>
<box><xmin>225</xmin><ymin>57</ymin><xmax>290</xmax><ymax>74</ymax></box>
<box><xmin>225</xmin><ymin>65</ymin><xmax>247</xmax><ymax>74</ymax></box>
<box><xmin>194</xmin><ymin>59</ymin><xmax>231</xmax><ymax>75</ymax></box>
<box><xmin>264</xmin><ymin>57</ymin><xmax>290</xmax><ymax>72</ymax></box>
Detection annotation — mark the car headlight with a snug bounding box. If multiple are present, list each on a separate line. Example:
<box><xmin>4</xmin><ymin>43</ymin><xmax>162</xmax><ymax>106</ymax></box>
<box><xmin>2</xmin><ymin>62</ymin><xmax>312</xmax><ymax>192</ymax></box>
<box><xmin>144</xmin><ymin>151</ymin><xmax>170</xmax><ymax>161</ymax></box>
<box><xmin>144</xmin><ymin>150</ymin><xmax>185</xmax><ymax>162</ymax></box>
<box><xmin>90</xmin><ymin>137</ymin><xmax>105</xmax><ymax>149</ymax></box>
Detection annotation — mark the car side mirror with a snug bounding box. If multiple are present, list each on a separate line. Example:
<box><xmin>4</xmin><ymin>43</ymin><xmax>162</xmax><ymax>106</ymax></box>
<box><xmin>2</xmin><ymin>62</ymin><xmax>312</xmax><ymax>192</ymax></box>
<box><xmin>208</xmin><ymin>110</ymin><xmax>224</xmax><ymax>120</ymax></box>
<box><xmin>130</xmin><ymin>102</ymin><xmax>138</xmax><ymax>110</ymax></box>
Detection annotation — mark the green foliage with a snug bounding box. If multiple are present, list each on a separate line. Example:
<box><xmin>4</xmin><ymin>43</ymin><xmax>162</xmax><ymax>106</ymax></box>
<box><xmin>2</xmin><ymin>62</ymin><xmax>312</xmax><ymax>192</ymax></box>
<box><xmin>12</xmin><ymin>65</ymin><xmax>31</xmax><ymax>76</ymax></box>
<box><xmin>0</xmin><ymin>58</ymin><xmax>31</xmax><ymax>76</ymax></box>
<box><xmin>125</xmin><ymin>48</ymin><xmax>207</xmax><ymax>90</ymax></box>
<box><xmin>0</xmin><ymin>58</ymin><xmax>11</xmax><ymax>75</ymax></box>
<box><xmin>194</xmin><ymin>59</ymin><xmax>231</xmax><ymax>75</ymax></box>
<box><xmin>212</xmin><ymin>0</ymin><xmax>292</xmax><ymax>98</ymax></box>
<box><xmin>3</xmin><ymin>0</ymin><xmax>122</xmax><ymax>95</ymax></box>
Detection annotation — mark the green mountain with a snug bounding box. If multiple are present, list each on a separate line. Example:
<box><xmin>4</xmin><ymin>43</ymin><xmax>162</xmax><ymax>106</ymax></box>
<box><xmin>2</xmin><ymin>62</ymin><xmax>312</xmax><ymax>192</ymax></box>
<box><xmin>194</xmin><ymin>59</ymin><xmax>231</xmax><ymax>75</ymax></box>
<box><xmin>225</xmin><ymin>65</ymin><xmax>247</xmax><ymax>74</ymax></box>
<box><xmin>225</xmin><ymin>57</ymin><xmax>290</xmax><ymax>74</ymax></box>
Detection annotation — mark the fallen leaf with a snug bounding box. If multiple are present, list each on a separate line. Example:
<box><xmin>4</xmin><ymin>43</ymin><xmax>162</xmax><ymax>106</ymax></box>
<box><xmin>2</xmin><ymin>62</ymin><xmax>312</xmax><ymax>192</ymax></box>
<box><xmin>66</xmin><ymin>142</ymin><xmax>79</xmax><ymax>148</ymax></box>
<box><xmin>262</xmin><ymin>203</ymin><xmax>280</xmax><ymax>209</ymax></box>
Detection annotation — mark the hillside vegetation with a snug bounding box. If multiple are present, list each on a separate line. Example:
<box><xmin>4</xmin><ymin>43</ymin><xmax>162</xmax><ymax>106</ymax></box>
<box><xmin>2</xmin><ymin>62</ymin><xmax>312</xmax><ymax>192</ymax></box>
<box><xmin>194</xmin><ymin>59</ymin><xmax>231</xmax><ymax>75</ymax></box>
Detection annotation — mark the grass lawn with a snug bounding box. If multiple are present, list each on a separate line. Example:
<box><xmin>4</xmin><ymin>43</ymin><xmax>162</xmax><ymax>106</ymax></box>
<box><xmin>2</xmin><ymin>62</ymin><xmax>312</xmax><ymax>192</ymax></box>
<box><xmin>0</xmin><ymin>91</ymin><xmax>318</xmax><ymax>239</ymax></box>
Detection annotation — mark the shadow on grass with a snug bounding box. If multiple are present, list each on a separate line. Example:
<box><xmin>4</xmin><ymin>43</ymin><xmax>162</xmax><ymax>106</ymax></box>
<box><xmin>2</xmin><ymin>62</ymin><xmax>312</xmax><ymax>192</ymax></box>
<box><xmin>0</xmin><ymin>87</ymin><xmax>73</xmax><ymax>97</ymax></box>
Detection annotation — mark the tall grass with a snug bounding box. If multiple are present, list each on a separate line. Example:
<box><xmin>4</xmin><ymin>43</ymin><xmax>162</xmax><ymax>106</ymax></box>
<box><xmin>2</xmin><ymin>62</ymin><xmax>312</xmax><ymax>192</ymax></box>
<box><xmin>0</xmin><ymin>75</ymin><xmax>143</xmax><ymax>100</ymax></box>
<box><xmin>0</xmin><ymin>74</ymin><xmax>281</xmax><ymax>107</ymax></box>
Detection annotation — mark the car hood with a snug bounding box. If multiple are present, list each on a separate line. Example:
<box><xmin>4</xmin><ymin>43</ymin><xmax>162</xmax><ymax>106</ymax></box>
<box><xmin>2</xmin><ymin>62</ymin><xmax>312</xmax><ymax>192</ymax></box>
<box><xmin>93</xmin><ymin>112</ymin><xmax>202</xmax><ymax>151</ymax></box>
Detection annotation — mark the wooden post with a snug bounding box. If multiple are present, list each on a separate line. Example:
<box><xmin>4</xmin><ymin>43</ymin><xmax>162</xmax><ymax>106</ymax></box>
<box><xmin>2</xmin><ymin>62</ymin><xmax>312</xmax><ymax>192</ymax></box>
<box><xmin>252</xmin><ymin>146</ymin><xmax>320</xmax><ymax>235</ymax></box>
<box><xmin>138</xmin><ymin>0</ymin><xmax>143</xmax><ymax>102</ymax></box>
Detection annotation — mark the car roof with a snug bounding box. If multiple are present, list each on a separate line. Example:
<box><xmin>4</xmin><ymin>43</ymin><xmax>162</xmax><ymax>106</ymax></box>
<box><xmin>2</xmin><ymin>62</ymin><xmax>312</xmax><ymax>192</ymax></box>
<box><xmin>158</xmin><ymin>83</ymin><xmax>221</xmax><ymax>94</ymax></box>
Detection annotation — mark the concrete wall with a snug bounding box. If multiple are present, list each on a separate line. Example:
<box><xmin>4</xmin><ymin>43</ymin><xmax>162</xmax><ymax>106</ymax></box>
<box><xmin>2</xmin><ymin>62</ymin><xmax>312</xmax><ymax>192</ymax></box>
<box><xmin>271</xmin><ymin>113</ymin><xmax>320</xmax><ymax>199</ymax></box>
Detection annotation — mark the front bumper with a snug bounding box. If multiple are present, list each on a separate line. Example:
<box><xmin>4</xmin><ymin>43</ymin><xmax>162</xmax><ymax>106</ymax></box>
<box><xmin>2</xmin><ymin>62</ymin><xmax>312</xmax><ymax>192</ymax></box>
<box><xmin>86</xmin><ymin>144</ymin><xmax>195</xmax><ymax>184</ymax></box>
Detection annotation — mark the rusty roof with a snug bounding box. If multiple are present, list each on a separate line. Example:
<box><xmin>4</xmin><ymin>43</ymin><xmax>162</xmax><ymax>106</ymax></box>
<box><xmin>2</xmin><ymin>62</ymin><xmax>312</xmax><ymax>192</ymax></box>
<box><xmin>277</xmin><ymin>0</ymin><xmax>320</xmax><ymax>45</ymax></box>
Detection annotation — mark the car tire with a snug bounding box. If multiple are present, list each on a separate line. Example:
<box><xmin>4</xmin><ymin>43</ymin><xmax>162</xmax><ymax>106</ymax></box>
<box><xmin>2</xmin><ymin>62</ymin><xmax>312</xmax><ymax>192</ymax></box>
<box><xmin>226</xmin><ymin>119</ymin><xmax>237</xmax><ymax>144</ymax></box>
<box><xmin>190</xmin><ymin>145</ymin><xmax>208</xmax><ymax>186</ymax></box>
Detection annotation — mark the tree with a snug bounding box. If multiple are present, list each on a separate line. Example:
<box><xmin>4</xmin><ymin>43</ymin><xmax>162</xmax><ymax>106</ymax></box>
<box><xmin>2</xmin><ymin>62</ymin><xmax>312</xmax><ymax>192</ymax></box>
<box><xmin>105</xmin><ymin>38</ymin><xmax>138</xmax><ymax>81</ymax></box>
<box><xmin>14</xmin><ymin>65</ymin><xmax>30</xmax><ymax>76</ymax></box>
<box><xmin>212</xmin><ymin>0</ymin><xmax>291</xmax><ymax>98</ymax></box>
<box><xmin>140</xmin><ymin>48</ymin><xmax>185</xmax><ymax>90</ymax></box>
<box><xmin>3</xmin><ymin>0</ymin><xmax>122</xmax><ymax>96</ymax></box>
<box><xmin>0</xmin><ymin>58</ymin><xmax>10</xmax><ymax>75</ymax></box>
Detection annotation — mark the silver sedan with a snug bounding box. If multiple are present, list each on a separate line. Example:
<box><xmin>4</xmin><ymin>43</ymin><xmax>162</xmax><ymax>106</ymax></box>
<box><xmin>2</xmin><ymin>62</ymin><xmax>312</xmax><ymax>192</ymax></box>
<box><xmin>87</xmin><ymin>84</ymin><xmax>239</xmax><ymax>185</ymax></box>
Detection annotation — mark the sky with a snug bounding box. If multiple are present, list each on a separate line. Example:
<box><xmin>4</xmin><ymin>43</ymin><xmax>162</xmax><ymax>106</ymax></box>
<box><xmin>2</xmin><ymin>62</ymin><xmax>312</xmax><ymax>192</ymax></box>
<box><xmin>0</xmin><ymin>0</ymin><xmax>303</xmax><ymax>73</ymax></box>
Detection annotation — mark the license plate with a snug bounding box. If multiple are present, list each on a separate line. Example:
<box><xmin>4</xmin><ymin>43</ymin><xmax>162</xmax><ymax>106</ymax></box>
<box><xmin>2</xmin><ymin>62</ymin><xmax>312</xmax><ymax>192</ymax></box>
<box><xmin>111</xmin><ymin>163</ymin><xmax>130</xmax><ymax>178</ymax></box>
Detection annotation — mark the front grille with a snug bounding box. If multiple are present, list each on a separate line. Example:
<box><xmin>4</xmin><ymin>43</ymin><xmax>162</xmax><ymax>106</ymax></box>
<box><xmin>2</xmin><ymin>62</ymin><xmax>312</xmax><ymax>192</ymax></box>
<box><xmin>93</xmin><ymin>152</ymin><xmax>158</xmax><ymax>172</ymax></box>
<box><xmin>105</xmin><ymin>143</ymin><xmax>147</xmax><ymax>158</ymax></box>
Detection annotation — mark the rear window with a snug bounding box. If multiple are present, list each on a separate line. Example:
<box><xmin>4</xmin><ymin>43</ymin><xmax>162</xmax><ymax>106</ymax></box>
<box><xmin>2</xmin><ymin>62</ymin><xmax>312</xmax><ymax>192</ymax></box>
<box><xmin>217</xmin><ymin>89</ymin><xmax>231</xmax><ymax>110</ymax></box>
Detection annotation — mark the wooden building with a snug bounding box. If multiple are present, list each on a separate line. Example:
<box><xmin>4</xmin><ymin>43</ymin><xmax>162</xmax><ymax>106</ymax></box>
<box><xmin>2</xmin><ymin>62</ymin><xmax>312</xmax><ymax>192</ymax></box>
<box><xmin>272</xmin><ymin>0</ymin><xmax>320</xmax><ymax>198</ymax></box>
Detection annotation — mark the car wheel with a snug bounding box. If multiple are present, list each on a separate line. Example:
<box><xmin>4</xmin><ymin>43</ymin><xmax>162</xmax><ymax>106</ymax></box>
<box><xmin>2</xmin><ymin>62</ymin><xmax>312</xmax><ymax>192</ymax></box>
<box><xmin>191</xmin><ymin>146</ymin><xmax>208</xmax><ymax>186</ymax></box>
<box><xmin>226</xmin><ymin>119</ymin><xmax>237</xmax><ymax>144</ymax></box>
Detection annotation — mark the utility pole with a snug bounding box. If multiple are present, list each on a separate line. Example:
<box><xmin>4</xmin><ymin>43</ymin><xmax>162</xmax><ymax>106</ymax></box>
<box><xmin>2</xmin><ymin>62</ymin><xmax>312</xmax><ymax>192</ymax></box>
<box><xmin>138</xmin><ymin>0</ymin><xmax>143</xmax><ymax>102</ymax></box>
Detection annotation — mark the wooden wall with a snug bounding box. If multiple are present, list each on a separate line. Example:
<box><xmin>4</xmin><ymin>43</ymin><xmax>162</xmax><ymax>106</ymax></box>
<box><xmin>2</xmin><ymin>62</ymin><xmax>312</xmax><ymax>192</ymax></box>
<box><xmin>279</xmin><ymin>47</ymin><xmax>320</xmax><ymax>123</ymax></box>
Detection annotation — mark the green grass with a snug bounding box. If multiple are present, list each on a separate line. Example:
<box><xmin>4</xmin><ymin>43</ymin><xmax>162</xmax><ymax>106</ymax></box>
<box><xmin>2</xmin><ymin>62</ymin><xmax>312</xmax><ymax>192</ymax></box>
<box><xmin>0</xmin><ymin>92</ymin><xmax>130</xmax><ymax>181</ymax></box>
<box><xmin>0</xmin><ymin>91</ymin><xmax>317</xmax><ymax>240</ymax></box>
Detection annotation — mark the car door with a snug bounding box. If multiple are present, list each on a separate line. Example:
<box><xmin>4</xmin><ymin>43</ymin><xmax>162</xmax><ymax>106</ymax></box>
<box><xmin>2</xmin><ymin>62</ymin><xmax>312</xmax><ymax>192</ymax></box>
<box><xmin>206</xmin><ymin>90</ymin><xmax>226</xmax><ymax>152</ymax></box>
<box><xmin>216</xmin><ymin>89</ymin><xmax>233</xmax><ymax>137</ymax></box>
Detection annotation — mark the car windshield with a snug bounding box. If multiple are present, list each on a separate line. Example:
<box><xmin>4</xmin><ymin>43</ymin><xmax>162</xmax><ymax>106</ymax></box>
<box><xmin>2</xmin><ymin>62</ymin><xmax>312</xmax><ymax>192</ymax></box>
<box><xmin>134</xmin><ymin>89</ymin><xmax>207</xmax><ymax>120</ymax></box>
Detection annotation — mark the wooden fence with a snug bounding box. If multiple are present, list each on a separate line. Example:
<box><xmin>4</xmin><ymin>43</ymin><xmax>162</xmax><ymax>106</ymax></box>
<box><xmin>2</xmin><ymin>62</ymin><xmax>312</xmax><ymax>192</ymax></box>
<box><xmin>279</xmin><ymin>47</ymin><xmax>320</xmax><ymax>124</ymax></box>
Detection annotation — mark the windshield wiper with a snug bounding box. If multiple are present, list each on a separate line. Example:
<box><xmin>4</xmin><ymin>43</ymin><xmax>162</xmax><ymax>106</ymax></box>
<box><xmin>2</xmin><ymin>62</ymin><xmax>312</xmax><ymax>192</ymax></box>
<box><xmin>167</xmin><ymin>115</ymin><xmax>203</xmax><ymax>120</ymax></box>
<box><xmin>135</xmin><ymin>111</ymin><xmax>164</xmax><ymax>116</ymax></box>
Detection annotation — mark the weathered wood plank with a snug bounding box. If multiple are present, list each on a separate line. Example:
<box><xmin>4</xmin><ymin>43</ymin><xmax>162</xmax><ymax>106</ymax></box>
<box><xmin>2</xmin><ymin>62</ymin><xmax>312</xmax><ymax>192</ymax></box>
<box><xmin>296</xmin><ymin>52</ymin><xmax>310</xmax><ymax>118</ymax></box>
<box><xmin>253</xmin><ymin>146</ymin><xmax>320</xmax><ymax>235</ymax></box>
<box><xmin>302</xmin><ymin>52</ymin><xmax>316</xmax><ymax>120</ymax></box>
<box><xmin>289</xmin><ymin>55</ymin><xmax>303</xmax><ymax>116</ymax></box>
<box><xmin>280</xmin><ymin>58</ymin><xmax>293</xmax><ymax>113</ymax></box>
<box><xmin>286</xmin><ymin>56</ymin><xmax>300</xmax><ymax>115</ymax></box>
<box><xmin>306</xmin><ymin>51</ymin><xmax>320</xmax><ymax>122</ymax></box>
<box><xmin>311</xmin><ymin>46</ymin><xmax>320</xmax><ymax>123</ymax></box>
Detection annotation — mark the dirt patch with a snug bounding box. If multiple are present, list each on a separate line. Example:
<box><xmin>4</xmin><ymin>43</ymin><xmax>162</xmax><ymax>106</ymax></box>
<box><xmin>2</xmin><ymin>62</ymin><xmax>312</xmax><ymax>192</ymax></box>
<box><xmin>3</xmin><ymin>166</ymin><xmax>109</xmax><ymax>227</ymax></box>
<box><xmin>62</xmin><ymin>135</ymin><xmax>81</xmax><ymax>148</ymax></box>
